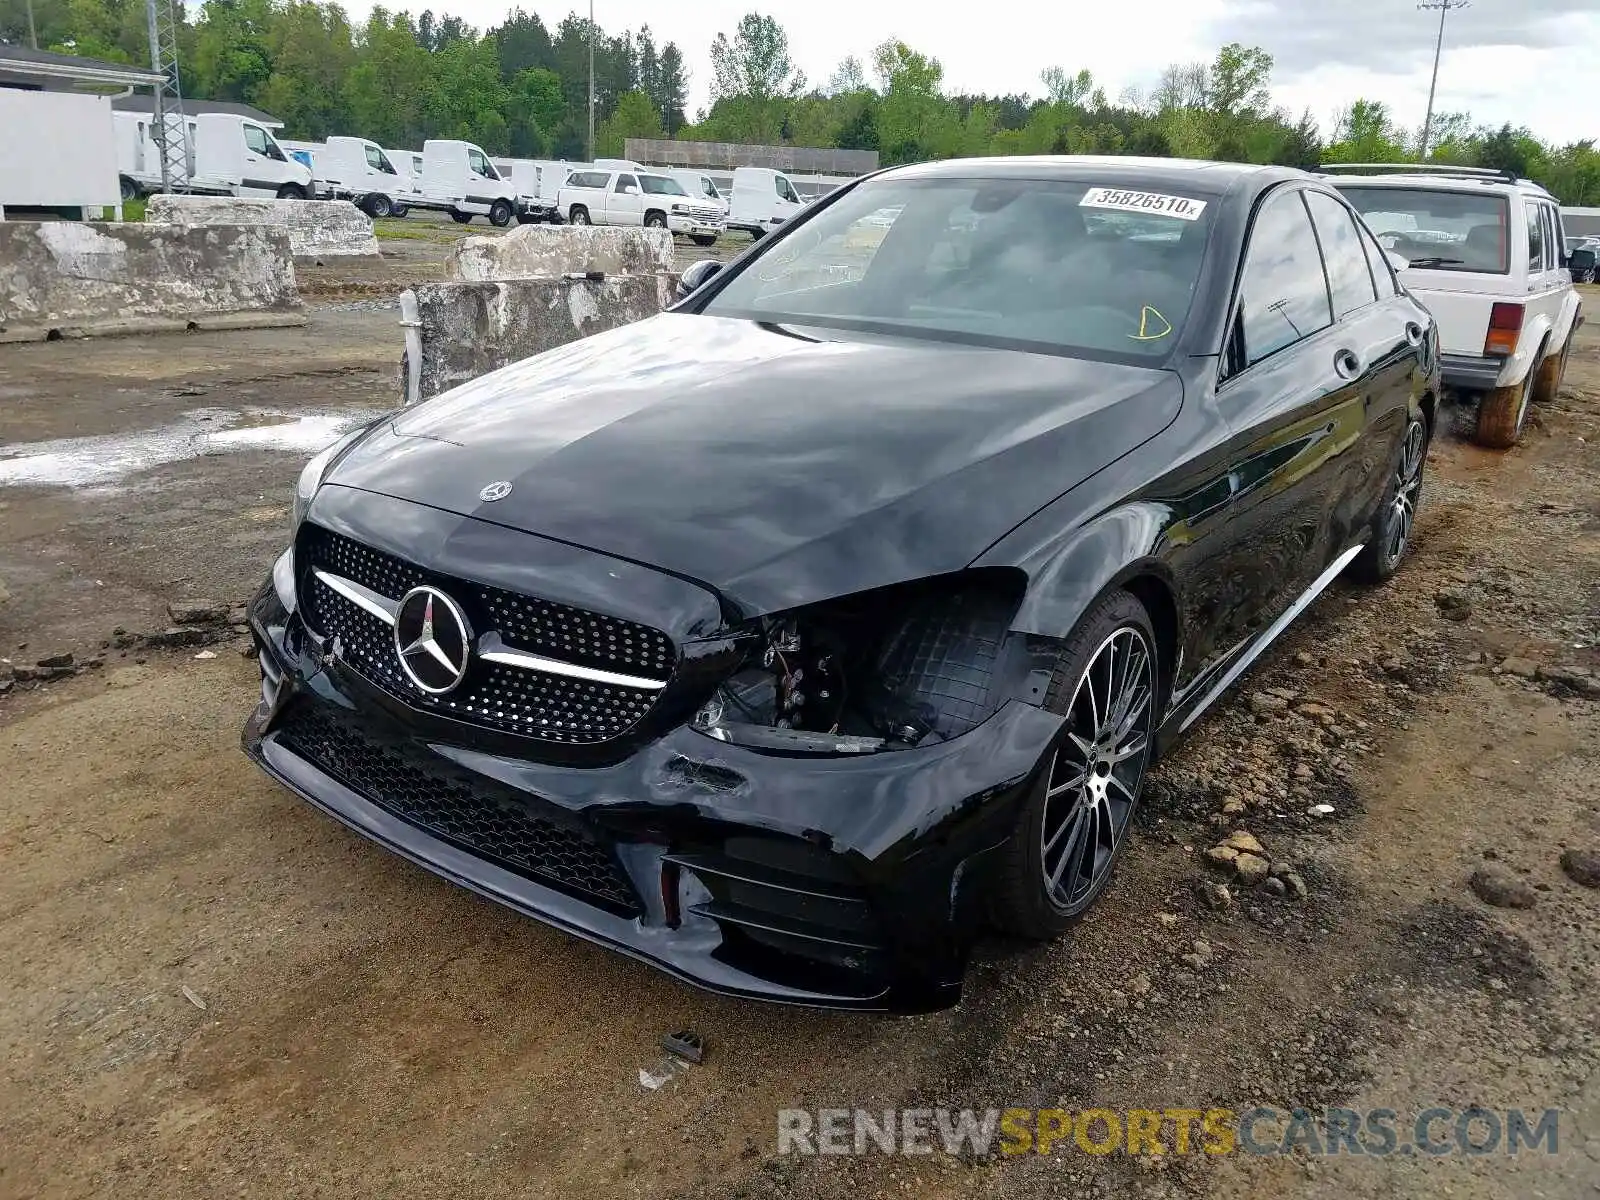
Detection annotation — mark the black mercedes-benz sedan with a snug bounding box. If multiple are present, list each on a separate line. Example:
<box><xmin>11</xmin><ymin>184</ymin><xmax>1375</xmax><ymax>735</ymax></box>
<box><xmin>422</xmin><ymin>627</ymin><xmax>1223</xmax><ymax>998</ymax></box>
<box><xmin>244</xmin><ymin>156</ymin><xmax>1439</xmax><ymax>1012</ymax></box>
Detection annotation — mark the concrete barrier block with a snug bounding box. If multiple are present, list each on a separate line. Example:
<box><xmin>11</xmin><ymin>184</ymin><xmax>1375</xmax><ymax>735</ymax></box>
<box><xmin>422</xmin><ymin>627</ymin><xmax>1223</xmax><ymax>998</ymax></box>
<box><xmin>403</xmin><ymin>275</ymin><xmax>676</xmax><ymax>402</ymax></box>
<box><xmin>0</xmin><ymin>221</ymin><xmax>303</xmax><ymax>343</ymax></box>
<box><xmin>146</xmin><ymin>195</ymin><xmax>379</xmax><ymax>259</ymax></box>
<box><xmin>445</xmin><ymin>224</ymin><xmax>675</xmax><ymax>282</ymax></box>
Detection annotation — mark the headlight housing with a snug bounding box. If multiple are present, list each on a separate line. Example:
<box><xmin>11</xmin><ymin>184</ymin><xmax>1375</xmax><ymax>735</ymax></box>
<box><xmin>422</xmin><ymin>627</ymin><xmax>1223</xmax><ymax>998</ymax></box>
<box><xmin>291</xmin><ymin>425</ymin><xmax>368</xmax><ymax>533</ymax></box>
<box><xmin>688</xmin><ymin>570</ymin><xmax>1029</xmax><ymax>756</ymax></box>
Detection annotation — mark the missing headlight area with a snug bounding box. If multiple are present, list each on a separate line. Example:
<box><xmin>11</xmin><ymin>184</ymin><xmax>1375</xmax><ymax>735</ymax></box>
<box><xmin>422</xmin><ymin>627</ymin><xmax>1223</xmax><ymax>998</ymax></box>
<box><xmin>691</xmin><ymin>569</ymin><xmax>1045</xmax><ymax>755</ymax></box>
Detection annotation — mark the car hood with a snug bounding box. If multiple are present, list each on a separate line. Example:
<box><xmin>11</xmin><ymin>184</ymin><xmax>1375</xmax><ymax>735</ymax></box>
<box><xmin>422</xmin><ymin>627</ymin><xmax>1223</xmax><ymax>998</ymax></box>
<box><xmin>328</xmin><ymin>314</ymin><xmax>1181</xmax><ymax>615</ymax></box>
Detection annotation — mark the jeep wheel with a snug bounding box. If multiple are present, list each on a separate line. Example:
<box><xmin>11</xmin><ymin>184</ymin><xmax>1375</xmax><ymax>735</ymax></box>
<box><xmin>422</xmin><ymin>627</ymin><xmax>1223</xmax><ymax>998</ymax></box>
<box><xmin>1532</xmin><ymin>336</ymin><xmax>1571</xmax><ymax>407</ymax></box>
<box><xmin>1475</xmin><ymin>369</ymin><xmax>1535</xmax><ymax>449</ymax></box>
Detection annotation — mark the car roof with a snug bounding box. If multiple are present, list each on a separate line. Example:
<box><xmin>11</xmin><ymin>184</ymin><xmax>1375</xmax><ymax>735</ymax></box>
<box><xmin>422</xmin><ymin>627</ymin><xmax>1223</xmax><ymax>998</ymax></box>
<box><xmin>1320</xmin><ymin>172</ymin><xmax>1554</xmax><ymax>200</ymax></box>
<box><xmin>877</xmin><ymin>155</ymin><xmax>1305</xmax><ymax>197</ymax></box>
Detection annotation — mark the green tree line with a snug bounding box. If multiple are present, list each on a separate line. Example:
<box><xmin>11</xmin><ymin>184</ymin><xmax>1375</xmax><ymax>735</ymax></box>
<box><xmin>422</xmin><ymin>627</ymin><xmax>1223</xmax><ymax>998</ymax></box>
<box><xmin>3</xmin><ymin>1</ymin><xmax>1596</xmax><ymax>202</ymax></box>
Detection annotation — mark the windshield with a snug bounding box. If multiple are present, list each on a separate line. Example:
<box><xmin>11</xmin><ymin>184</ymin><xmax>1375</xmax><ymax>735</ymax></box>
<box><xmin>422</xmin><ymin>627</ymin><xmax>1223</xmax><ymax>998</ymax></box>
<box><xmin>1336</xmin><ymin>186</ymin><xmax>1510</xmax><ymax>273</ymax></box>
<box><xmin>640</xmin><ymin>175</ymin><xmax>687</xmax><ymax>197</ymax></box>
<box><xmin>701</xmin><ymin>177</ymin><xmax>1215</xmax><ymax>360</ymax></box>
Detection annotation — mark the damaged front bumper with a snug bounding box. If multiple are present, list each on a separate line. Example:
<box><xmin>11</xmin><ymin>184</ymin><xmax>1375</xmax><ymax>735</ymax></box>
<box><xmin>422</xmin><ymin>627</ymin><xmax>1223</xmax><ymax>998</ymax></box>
<box><xmin>241</xmin><ymin>574</ymin><xmax>1062</xmax><ymax>1012</ymax></box>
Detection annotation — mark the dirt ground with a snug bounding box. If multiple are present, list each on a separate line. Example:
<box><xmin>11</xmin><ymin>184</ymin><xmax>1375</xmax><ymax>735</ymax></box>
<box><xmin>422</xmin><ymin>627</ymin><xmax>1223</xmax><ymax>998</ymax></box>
<box><xmin>0</xmin><ymin>232</ymin><xmax>1596</xmax><ymax>1200</ymax></box>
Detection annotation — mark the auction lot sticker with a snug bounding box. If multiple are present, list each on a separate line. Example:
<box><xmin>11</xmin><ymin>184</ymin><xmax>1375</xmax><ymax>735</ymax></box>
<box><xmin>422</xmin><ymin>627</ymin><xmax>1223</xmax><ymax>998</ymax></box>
<box><xmin>1080</xmin><ymin>188</ymin><xmax>1208</xmax><ymax>220</ymax></box>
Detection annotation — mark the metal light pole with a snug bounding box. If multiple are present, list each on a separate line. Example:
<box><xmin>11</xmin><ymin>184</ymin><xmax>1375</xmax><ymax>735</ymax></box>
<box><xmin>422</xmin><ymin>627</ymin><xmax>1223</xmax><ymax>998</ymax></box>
<box><xmin>1417</xmin><ymin>0</ymin><xmax>1468</xmax><ymax>159</ymax></box>
<box><xmin>586</xmin><ymin>0</ymin><xmax>595</xmax><ymax>161</ymax></box>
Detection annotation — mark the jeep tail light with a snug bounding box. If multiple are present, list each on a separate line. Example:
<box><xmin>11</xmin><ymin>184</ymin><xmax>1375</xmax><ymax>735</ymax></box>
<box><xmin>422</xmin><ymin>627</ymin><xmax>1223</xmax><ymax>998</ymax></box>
<box><xmin>1484</xmin><ymin>303</ymin><xmax>1523</xmax><ymax>357</ymax></box>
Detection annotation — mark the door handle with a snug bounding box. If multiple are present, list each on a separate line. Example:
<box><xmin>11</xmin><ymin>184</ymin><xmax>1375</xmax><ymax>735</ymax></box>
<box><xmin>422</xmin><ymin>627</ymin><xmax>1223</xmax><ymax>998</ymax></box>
<box><xmin>1404</xmin><ymin>322</ymin><xmax>1424</xmax><ymax>347</ymax></box>
<box><xmin>1333</xmin><ymin>349</ymin><xmax>1362</xmax><ymax>380</ymax></box>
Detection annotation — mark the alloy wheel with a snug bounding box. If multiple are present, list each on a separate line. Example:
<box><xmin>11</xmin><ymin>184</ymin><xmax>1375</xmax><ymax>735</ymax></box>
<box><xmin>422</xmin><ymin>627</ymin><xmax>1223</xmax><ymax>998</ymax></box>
<box><xmin>1386</xmin><ymin>419</ymin><xmax>1426</xmax><ymax>562</ymax></box>
<box><xmin>1040</xmin><ymin>625</ymin><xmax>1156</xmax><ymax>911</ymax></box>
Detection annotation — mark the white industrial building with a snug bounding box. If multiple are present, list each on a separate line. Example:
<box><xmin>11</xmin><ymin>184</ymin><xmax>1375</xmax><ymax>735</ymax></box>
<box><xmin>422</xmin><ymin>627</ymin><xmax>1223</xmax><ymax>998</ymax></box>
<box><xmin>0</xmin><ymin>44</ymin><xmax>163</xmax><ymax>220</ymax></box>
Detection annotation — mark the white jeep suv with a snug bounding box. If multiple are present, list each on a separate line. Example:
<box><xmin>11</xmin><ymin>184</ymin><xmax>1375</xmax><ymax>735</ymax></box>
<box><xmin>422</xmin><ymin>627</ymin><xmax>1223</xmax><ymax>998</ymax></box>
<box><xmin>1325</xmin><ymin>166</ymin><xmax>1591</xmax><ymax>448</ymax></box>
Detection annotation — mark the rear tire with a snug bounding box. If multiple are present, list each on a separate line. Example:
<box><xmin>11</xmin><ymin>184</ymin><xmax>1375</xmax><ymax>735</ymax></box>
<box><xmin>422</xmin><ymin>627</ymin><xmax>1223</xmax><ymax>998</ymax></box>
<box><xmin>119</xmin><ymin>176</ymin><xmax>139</xmax><ymax>202</ymax></box>
<box><xmin>489</xmin><ymin>199</ymin><xmax>514</xmax><ymax>228</ymax></box>
<box><xmin>363</xmin><ymin>193</ymin><xmax>393</xmax><ymax>219</ymax></box>
<box><xmin>568</xmin><ymin>205</ymin><xmax>590</xmax><ymax>225</ymax></box>
<box><xmin>1349</xmin><ymin>413</ymin><xmax>1429</xmax><ymax>583</ymax></box>
<box><xmin>990</xmin><ymin>590</ymin><xmax>1158</xmax><ymax>939</ymax></box>
<box><xmin>390</xmin><ymin>203</ymin><xmax>408</xmax><ymax>218</ymax></box>
<box><xmin>1532</xmin><ymin>335</ymin><xmax>1571</xmax><ymax>406</ymax></box>
<box><xmin>691</xmin><ymin>234</ymin><xmax>718</xmax><ymax>247</ymax></box>
<box><xmin>1475</xmin><ymin>363</ymin><xmax>1537</xmax><ymax>449</ymax></box>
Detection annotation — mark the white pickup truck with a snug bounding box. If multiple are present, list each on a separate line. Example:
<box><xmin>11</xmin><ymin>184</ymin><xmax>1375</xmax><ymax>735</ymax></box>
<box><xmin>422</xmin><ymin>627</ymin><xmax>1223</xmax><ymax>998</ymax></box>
<box><xmin>556</xmin><ymin>168</ymin><xmax>724</xmax><ymax>245</ymax></box>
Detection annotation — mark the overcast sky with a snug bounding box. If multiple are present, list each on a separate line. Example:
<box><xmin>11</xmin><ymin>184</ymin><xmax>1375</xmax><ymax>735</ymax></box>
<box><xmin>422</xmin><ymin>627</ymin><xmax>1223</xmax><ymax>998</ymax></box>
<box><xmin>377</xmin><ymin>0</ymin><xmax>1600</xmax><ymax>145</ymax></box>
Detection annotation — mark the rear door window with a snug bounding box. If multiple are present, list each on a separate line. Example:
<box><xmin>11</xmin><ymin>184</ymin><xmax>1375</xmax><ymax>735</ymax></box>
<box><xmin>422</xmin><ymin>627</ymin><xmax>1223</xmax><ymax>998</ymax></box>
<box><xmin>1337</xmin><ymin>186</ymin><xmax>1511</xmax><ymax>274</ymax></box>
<box><xmin>1306</xmin><ymin>191</ymin><xmax>1379</xmax><ymax>318</ymax></box>
<box><xmin>1236</xmin><ymin>189</ymin><xmax>1335</xmax><ymax>368</ymax></box>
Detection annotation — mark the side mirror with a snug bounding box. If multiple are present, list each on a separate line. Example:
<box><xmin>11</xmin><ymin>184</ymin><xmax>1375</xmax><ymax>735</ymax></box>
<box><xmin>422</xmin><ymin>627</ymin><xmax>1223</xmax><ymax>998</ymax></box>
<box><xmin>1569</xmin><ymin>248</ymin><xmax>1596</xmax><ymax>274</ymax></box>
<box><xmin>621</xmin><ymin>183</ymin><xmax>638</xmax><ymax>195</ymax></box>
<box><xmin>677</xmin><ymin>259</ymin><xmax>723</xmax><ymax>299</ymax></box>
<box><xmin>1384</xmin><ymin>250</ymin><xmax>1410</xmax><ymax>272</ymax></box>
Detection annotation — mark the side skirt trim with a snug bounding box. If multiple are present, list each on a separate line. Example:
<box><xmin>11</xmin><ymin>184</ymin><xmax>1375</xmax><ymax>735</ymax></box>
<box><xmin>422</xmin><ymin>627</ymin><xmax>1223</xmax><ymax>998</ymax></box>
<box><xmin>1177</xmin><ymin>543</ymin><xmax>1366</xmax><ymax>735</ymax></box>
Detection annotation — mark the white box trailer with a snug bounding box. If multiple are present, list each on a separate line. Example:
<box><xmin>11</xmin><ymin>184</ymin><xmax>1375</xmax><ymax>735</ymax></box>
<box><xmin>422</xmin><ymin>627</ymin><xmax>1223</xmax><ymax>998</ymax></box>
<box><xmin>1</xmin><ymin>89</ymin><xmax>123</xmax><ymax>218</ymax></box>
<box><xmin>114</xmin><ymin>111</ymin><xmax>312</xmax><ymax>200</ymax></box>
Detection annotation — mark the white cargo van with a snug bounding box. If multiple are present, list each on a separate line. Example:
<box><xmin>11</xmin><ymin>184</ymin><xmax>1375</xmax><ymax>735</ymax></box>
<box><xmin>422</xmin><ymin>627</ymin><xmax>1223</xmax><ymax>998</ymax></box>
<box><xmin>728</xmin><ymin>166</ymin><xmax>804</xmax><ymax>238</ymax></box>
<box><xmin>319</xmin><ymin>136</ymin><xmax>411</xmax><ymax>217</ymax></box>
<box><xmin>669</xmin><ymin>169</ymin><xmax>730</xmax><ymax>221</ymax></box>
<box><xmin>415</xmin><ymin>139</ymin><xmax>525</xmax><ymax>226</ymax></box>
<box><xmin>115</xmin><ymin>111</ymin><xmax>312</xmax><ymax>200</ymax></box>
<box><xmin>557</xmin><ymin>167</ymin><xmax>724</xmax><ymax>244</ymax></box>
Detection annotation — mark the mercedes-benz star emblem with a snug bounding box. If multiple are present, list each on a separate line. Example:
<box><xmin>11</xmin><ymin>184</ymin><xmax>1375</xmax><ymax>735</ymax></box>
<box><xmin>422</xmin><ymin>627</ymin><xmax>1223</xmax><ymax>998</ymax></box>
<box><xmin>393</xmin><ymin>586</ymin><xmax>472</xmax><ymax>695</ymax></box>
<box><xmin>479</xmin><ymin>480</ymin><xmax>513</xmax><ymax>502</ymax></box>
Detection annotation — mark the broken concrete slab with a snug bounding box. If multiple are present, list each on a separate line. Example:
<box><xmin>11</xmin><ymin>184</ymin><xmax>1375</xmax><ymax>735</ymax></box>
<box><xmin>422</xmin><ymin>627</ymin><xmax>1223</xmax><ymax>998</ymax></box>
<box><xmin>445</xmin><ymin>224</ymin><xmax>675</xmax><ymax>282</ymax></box>
<box><xmin>146</xmin><ymin>195</ymin><xmax>379</xmax><ymax>259</ymax></box>
<box><xmin>402</xmin><ymin>275</ymin><xmax>677</xmax><ymax>403</ymax></box>
<box><xmin>0</xmin><ymin>222</ymin><xmax>303</xmax><ymax>343</ymax></box>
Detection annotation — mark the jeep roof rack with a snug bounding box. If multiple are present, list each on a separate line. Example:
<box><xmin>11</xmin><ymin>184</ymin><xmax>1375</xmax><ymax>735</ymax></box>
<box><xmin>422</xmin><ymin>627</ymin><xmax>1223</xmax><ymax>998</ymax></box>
<box><xmin>1314</xmin><ymin>162</ymin><xmax>1520</xmax><ymax>185</ymax></box>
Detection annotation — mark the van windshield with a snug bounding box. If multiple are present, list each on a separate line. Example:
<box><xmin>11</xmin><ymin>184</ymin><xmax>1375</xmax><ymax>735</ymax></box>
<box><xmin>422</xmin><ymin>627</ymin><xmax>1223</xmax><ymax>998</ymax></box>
<box><xmin>1336</xmin><ymin>186</ymin><xmax>1511</xmax><ymax>273</ymax></box>
<box><xmin>701</xmin><ymin>176</ymin><xmax>1215</xmax><ymax>362</ymax></box>
<box><xmin>640</xmin><ymin>175</ymin><xmax>687</xmax><ymax>196</ymax></box>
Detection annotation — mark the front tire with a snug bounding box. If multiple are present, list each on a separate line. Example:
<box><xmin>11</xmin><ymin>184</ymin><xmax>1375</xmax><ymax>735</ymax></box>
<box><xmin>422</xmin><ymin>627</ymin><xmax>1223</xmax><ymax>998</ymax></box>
<box><xmin>1349</xmin><ymin>413</ymin><xmax>1429</xmax><ymax>583</ymax></box>
<box><xmin>1532</xmin><ymin>335</ymin><xmax>1571</xmax><ymax>406</ymax></box>
<box><xmin>276</xmin><ymin>184</ymin><xmax>307</xmax><ymax>200</ymax></box>
<box><xmin>488</xmin><ymin>199</ymin><xmax>514</xmax><ymax>228</ymax></box>
<box><xmin>691</xmin><ymin>234</ymin><xmax>718</xmax><ymax>247</ymax></box>
<box><xmin>449</xmin><ymin>209</ymin><xmax>472</xmax><ymax>224</ymax></box>
<box><xmin>644</xmin><ymin>210</ymin><xmax>667</xmax><ymax>229</ymax></box>
<box><xmin>991</xmin><ymin>590</ymin><xmax>1158</xmax><ymax>938</ymax></box>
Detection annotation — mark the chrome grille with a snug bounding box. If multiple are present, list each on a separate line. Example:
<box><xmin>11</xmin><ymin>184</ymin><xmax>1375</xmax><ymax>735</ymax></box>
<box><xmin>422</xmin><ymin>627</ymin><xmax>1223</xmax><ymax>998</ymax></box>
<box><xmin>299</xmin><ymin>526</ymin><xmax>675</xmax><ymax>743</ymax></box>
